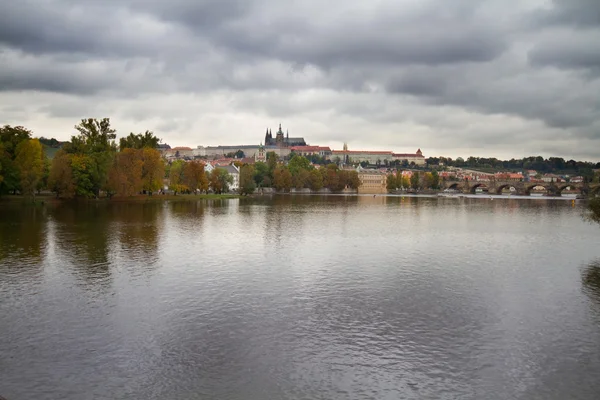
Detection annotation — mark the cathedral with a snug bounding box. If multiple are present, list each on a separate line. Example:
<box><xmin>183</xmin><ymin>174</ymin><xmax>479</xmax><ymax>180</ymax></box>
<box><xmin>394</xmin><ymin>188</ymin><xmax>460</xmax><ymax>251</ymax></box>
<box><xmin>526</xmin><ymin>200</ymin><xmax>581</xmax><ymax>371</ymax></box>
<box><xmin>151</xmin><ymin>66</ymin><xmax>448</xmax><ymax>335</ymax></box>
<box><xmin>264</xmin><ymin>124</ymin><xmax>307</xmax><ymax>147</ymax></box>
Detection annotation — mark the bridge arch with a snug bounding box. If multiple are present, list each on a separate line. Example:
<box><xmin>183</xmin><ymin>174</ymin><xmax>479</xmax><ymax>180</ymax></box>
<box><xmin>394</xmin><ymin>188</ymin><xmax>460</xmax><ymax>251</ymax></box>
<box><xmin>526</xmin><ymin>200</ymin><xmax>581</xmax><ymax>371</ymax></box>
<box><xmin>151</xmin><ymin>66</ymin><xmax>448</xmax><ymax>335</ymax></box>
<box><xmin>556</xmin><ymin>184</ymin><xmax>583</xmax><ymax>195</ymax></box>
<box><xmin>470</xmin><ymin>183</ymin><xmax>489</xmax><ymax>194</ymax></box>
<box><xmin>496</xmin><ymin>183</ymin><xmax>519</xmax><ymax>195</ymax></box>
<box><xmin>447</xmin><ymin>182</ymin><xmax>461</xmax><ymax>191</ymax></box>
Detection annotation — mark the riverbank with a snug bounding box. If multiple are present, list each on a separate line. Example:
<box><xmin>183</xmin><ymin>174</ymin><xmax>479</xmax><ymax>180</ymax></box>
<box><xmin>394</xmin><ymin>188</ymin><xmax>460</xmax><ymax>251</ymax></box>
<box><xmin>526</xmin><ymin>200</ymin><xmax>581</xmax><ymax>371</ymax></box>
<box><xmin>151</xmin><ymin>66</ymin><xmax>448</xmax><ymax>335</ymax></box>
<box><xmin>0</xmin><ymin>193</ymin><xmax>242</xmax><ymax>204</ymax></box>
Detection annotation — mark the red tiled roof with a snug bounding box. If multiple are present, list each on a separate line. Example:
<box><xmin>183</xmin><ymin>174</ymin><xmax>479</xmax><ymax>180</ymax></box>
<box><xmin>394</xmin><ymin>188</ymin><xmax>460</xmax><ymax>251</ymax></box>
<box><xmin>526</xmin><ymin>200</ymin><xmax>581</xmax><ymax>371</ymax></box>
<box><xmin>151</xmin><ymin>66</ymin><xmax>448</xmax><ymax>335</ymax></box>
<box><xmin>392</xmin><ymin>153</ymin><xmax>425</xmax><ymax>158</ymax></box>
<box><xmin>290</xmin><ymin>146</ymin><xmax>331</xmax><ymax>152</ymax></box>
<box><xmin>332</xmin><ymin>150</ymin><xmax>393</xmax><ymax>155</ymax></box>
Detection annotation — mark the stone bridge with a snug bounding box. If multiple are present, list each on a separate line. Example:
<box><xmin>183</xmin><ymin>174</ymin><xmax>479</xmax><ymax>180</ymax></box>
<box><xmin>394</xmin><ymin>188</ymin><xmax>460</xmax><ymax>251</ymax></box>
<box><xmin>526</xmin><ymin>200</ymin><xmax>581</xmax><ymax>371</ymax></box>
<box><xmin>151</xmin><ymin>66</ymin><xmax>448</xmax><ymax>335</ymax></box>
<box><xmin>441</xmin><ymin>179</ymin><xmax>600</xmax><ymax>196</ymax></box>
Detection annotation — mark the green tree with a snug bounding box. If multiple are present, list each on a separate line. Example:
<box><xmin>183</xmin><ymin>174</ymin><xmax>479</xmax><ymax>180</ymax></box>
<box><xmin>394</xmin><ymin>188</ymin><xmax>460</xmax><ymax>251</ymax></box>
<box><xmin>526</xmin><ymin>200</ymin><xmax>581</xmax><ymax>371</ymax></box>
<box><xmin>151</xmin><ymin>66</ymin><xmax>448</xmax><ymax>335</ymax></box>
<box><xmin>267</xmin><ymin>151</ymin><xmax>279</xmax><ymax>179</ymax></box>
<box><xmin>48</xmin><ymin>149</ymin><xmax>75</xmax><ymax>198</ymax></box>
<box><xmin>288</xmin><ymin>154</ymin><xmax>312</xmax><ymax>176</ymax></box>
<box><xmin>119</xmin><ymin>131</ymin><xmax>161</xmax><ymax>151</ymax></box>
<box><xmin>209</xmin><ymin>168</ymin><xmax>233</xmax><ymax>194</ymax></box>
<box><xmin>65</xmin><ymin>118</ymin><xmax>118</xmax><ymax>197</ymax></box>
<box><xmin>387</xmin><ymin>173</ymin><xmax>397</xmax><ymax>191</ymax></box>
<box><xmin>410</xmin><ymin>172</ymin><xmax>420</xmax><ymax>189</ymax></box>
<box><xmin>0</xmin><ymin>125</ymin><xmax>32</xmax><ymax>195</ymax></box>
<box><xmin>15</xmin><ymin>139</ymin><xmax>44</xmax><ymax>200</ymax></box>
<box><xmin>239</xmin><ymin>164</ymin><xmax>256</xmax><ymax>195</ymax></box>
<box><xmin>431</xmin><ymin>169</ymin><xmax>440</xmax><ymax>189</ymax></box>
<box><xmin>70</xmin><ymin>154</ymin><xmax>96</xmax><ymax>197</ymax></box>
<box><xmin>253</xmin><ymin>161</ymin><xmax>269</xmax><ymax>187</ymax></box>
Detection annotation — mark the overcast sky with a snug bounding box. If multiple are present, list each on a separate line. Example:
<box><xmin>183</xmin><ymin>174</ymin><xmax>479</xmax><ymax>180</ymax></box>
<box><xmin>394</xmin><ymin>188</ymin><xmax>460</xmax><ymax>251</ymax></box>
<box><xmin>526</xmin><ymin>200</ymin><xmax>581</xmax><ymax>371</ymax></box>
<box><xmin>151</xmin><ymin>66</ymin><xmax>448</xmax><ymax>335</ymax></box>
<box><xmin>1</xmin><ymin>0</ymin><xmax>599</xmax><ymax>160</ymax></box>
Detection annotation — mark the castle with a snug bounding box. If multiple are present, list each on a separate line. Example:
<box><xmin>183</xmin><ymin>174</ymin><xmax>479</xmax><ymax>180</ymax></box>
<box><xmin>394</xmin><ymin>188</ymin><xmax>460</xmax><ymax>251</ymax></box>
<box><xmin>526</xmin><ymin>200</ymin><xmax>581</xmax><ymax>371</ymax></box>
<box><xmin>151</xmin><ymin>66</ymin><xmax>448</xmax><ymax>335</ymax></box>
<box><xmin>264</xmin><ymin>124</ymin><xmax>307</xmax><ymax>147</ymax></box>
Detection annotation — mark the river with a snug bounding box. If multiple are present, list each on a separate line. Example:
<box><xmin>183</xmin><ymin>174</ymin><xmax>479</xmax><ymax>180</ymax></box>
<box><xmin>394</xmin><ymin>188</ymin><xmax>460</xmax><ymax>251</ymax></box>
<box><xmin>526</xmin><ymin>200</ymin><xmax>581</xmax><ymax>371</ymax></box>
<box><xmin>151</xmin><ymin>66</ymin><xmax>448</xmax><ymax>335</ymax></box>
<box><xmin>1</xmin><ymin>195</ymin><xmax>600</xmax><ymax>399</ymax></box>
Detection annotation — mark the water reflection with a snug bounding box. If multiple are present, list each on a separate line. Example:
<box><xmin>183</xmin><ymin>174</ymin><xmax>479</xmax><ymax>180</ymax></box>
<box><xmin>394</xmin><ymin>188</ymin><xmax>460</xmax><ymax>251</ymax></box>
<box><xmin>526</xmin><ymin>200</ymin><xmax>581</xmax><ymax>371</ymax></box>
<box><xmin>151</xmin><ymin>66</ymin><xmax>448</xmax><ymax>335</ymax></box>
<box><xmin>582</xmin><ymin>260</ymin><xmax>600</xmax><ymax>303</ymax></box>
<box><xmin>0</xmin><ymin>204</ymin><xmax>47</xmax><ymax>277</ymax></box>
<box><xmin>51</xmin><ymin>203</ymin><xmax>113</xmax><ymax>287</ymax></box>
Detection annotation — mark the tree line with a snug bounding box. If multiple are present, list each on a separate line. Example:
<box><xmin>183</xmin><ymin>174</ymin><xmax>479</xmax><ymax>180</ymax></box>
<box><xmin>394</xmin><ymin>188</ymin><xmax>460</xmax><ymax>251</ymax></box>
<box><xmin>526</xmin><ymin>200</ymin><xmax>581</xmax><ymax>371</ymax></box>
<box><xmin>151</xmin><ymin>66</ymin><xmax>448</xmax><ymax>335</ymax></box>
<box><xmin>236</xmin><ymin>152</ymin><xmax>361</xmax><ymax>195</ymax></box>
<box><xmin>386</xmin><ymin>170</ymin><xmax>440</xmax><ymax>191</ymax></box>
<box><xmin>426</xmin><ymin>155</ymin><xmax>600</xmax><ymax>177</ymax></box>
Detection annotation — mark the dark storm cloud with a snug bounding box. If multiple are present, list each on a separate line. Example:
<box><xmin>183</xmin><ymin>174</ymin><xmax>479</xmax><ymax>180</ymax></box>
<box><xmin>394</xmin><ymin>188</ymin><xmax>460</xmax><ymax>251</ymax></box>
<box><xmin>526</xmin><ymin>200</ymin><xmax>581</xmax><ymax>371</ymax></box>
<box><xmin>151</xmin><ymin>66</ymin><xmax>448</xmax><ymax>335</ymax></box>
<box><xmin>0</xmin><ymin>0</ymin><xmax>599</xmax><ymax>159</ymax></box>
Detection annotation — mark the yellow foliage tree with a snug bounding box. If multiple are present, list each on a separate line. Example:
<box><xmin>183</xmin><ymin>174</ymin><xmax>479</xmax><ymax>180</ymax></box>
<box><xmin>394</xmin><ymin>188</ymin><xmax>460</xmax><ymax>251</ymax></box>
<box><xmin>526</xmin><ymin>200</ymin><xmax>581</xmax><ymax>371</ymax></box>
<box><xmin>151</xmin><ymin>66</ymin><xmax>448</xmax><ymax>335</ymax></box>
<box><xmin>48</xmin><ymin>149</ymin><xmax>75</xmax><ymax>198</ymax></box>
<box><xmin>15</xmin><ymin>139</ymin><xmax>43</xmax><ymax>200</ymax></box>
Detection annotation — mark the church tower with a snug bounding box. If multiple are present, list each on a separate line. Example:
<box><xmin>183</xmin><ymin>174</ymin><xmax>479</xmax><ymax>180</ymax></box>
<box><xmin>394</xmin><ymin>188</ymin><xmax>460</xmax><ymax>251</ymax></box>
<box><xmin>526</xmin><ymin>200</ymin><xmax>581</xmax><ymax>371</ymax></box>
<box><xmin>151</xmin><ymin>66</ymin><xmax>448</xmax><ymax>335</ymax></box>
<box><xmin>276</xmin><ymin>123</ymin><xmax>284</xmax><ymax>147</ymax></box>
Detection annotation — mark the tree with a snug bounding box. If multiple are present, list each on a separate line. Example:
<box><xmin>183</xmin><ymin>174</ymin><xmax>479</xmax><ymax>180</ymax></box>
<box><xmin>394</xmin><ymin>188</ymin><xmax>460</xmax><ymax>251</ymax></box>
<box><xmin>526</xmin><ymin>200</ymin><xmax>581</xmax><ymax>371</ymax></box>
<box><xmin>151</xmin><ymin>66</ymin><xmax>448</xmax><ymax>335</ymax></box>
<box><xmin>182</xmin><ymin>160</ymin><xmax>207</xmax><ymax>193</ymax></box>
<box><xmin>15</xmin><ymin>139</ymin><xmax>44</xmax><ymax>200</ymax></box>
<box><xmin>209</xmin><ymin>169</ymin><xmax>233</xmax><ymax>194</ymax></box>
<box><xmin>0</xmin><ymin>125</ymin><xmax>32</xmax><ymax>195</ymax></box>
<box><xmin>422</xmin><ymin>172</ymin><xmax>434</xmax><ymax>189</ymax></box>
<box><xmin>141</xmin><ymin>148</ymin><xmax>166</xmax><ymax>194</ymax></box>
<box><xmin>293</xmin><ymin>168</ymin><xmax>310</xmax><ymax>189</ymax></box>
<box><xmin>239</xmin><ymin>164</ymin><xmax>256</xmax><ymax>195</ymax></box>
<box><xmin>66</xmin><ymin>118</ymin><xmax>117</xmax><ymax>197</ymax></box>
<box><xmin>288</xmin><ymin>154</ymin><xmax>312</xmax><ymax>176</ymax></box>
<box><xmin>431</xmin><ymin>169</ymin><xmax>440</xmax><ymax>189</ymax></box>
<box><xmin>253</xmin><ymin>161</ymin><xmax>269</xmax><ymax>187</ymax></box>
<box><xmin>410</xmin><ymin>172</ymin><xmax>420</xmax><ymax>189</ymax></box>
<box><xmin>387</xmin><ymin>173</ymin><xmax>397</xmax><ymax>191</ymax></box>
<box><xmin>344</xmin><ymin>170</ymin><xmax>361</xmax><ymax>189</ymax></box>
<box><xmin>267</xmin><ymin>151</ymin><xmax>279</xmax><ymax>179</ymax></box>
<box><xmin>273</xmin><ymin>166</ymin><xmax>292</xmax><ymax>191</ymax></box>
<box><xmin>70</xmin><ymin>154</ymin><xmax>96</xmax><ymax>197</ymax></box>
<box><xmin>48</xmin><ymin>149</ymin><xmax>75</xmax><ymax>198</ymax></box>
<box><xmin>106</xmin><ymin>148</ymin><xmax>143</xmax><ymax>197</ymax></box>
<box><xmin>308</xmin><ymin>169</ymin><xmax>323</xmax><ymax>191</ymax></box>
<box><xmin>119</xmin><ymin>131</ymin><xmax>161</xmax><ymax>150</ymax></box>
<box><xmin>588</xmin><ymin>198</ymin><xmax>600</xmax><ymax>225</ymax></box>
<box><xmin>168</xmin><ymin>160</ymin><xmax>186</xmax><ymax>195</ymax></box>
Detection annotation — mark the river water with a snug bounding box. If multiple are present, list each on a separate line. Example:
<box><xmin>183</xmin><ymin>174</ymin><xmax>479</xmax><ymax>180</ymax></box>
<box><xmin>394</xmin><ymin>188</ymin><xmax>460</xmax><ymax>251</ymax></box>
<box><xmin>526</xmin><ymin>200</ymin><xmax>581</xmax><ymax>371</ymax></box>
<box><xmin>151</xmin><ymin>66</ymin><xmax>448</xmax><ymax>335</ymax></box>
<box><xmin>1</xmin><ymin>195</ymin><xmax>600</xmax><ymax>399</ymax></box>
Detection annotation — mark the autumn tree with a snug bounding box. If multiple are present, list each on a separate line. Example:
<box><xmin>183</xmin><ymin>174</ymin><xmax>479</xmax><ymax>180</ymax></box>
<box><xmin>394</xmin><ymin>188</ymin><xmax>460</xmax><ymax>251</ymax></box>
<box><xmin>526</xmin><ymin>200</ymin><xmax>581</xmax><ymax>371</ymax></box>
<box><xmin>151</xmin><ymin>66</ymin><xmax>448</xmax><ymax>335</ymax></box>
<box><xmin>308</xmin><ymin>169</ymin><xmax>324</xmax><ymax>191</ymax></box>
<box><xmin>422</xmin><ymin>172</ymin><xmax>434</xmax><ymax>189</ymax></box>
<box><xmin>48</xmin><ymin>149</ymin><xmax>75</xmax><ymax>198</ymax></box>
<box><xmin>273</xmin><ymin>166</ymin><xmax>292</xmax><ymax>192</ymax></box>
<box><xmin>141</xmin><ymin>148</ymin><xmax>165</xmax><ymax>194</ymax></box>
<box><xmin>106</xmin><ymin>148</ymin><xmax>143</xmax><ymax>197</ymax></box>
<box><xmin>182</xmin><ymin>160</ymin><xmax>208</xmax><ymax>193</ymax></box>
<box><xmin>15</xmin><ymin>139</ymin><xmax>44</xmax><ymax>200</ymax></box>
<box><xmin>293</xmin><ymin>168</ymin><xmax>310</xmax><ymax>189</ymax></box>
<box><xmin>239</xmin><ymin>164</ymin><xmax>256</xmax><ymax>195</ymax></box>
<box><xmin>168</xmin><ymin>160</ymin><xmax>187</xmax><ymax>195</ymax></box>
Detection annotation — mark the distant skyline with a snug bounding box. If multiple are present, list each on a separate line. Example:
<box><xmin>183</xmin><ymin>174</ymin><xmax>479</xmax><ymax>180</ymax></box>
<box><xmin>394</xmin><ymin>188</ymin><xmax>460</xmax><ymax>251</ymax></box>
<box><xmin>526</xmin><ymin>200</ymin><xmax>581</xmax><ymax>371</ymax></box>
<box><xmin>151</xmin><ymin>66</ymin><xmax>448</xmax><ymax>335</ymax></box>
<box><xmin>1</xmin><ymin>0</ymin><xmax>599</xmax><ymax>161</ymax></box>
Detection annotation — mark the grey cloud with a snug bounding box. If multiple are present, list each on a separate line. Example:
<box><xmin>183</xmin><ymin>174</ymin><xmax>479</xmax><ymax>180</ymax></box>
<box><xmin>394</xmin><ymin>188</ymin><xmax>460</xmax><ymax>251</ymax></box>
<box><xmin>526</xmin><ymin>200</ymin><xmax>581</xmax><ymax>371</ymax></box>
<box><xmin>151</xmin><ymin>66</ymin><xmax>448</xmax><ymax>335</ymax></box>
<box><xmin>531</xmin><ymin>0</ymin><xmax>600</xmax><ymax>28</ymax></box>
<box><xmin>0</xmin><ymin>0</ymin><xmax>599</xmax><ymax>159</ymax></box>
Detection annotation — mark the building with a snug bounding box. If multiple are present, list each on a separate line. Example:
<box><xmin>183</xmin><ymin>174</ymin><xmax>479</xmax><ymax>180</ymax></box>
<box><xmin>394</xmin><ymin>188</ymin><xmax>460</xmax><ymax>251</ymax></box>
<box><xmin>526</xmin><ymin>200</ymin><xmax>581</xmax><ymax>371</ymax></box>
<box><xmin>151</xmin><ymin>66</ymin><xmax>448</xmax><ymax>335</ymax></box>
<box><xmin>164</xmin><ymin>147</ymin><xmax>193</xmax><ymax>159</ymax></box>
<box><xmin>217</xmin><ymin>164</ymin><xmax>240</xmax><ymax>191</ymax></box>
<box><xmin>392</xmin><ymin>149</ymin><xmax>426</xmax><ymax>166</ymax></box>
<box><xmin>264</xmin><ymin>124</ymin><xmax>307</xmax><ymax>147</ymax></box>
<box><xmin>356</xmin><ymin>167</ymin><xmax>388</xmax><ymax>194</ymax></box>
<box><xmin>290</xmin><ymin>145</ymin><xmax>332</xmax><ymax>158</ymax></box>
<box><xmin>331</xmin><ymin>144</ymin><xmax>425</xmax><ymax>166</ymax></box>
